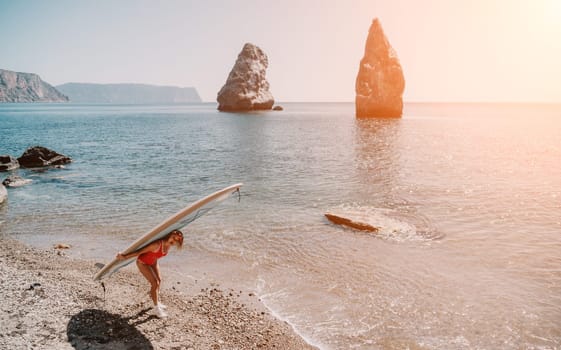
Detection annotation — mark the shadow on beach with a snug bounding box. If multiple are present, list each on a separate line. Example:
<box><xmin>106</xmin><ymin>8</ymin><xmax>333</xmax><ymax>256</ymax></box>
<box><xmin>67</xmin><ymin>308</ymin><xmax>155</xmax><ymax>350</ymax></box>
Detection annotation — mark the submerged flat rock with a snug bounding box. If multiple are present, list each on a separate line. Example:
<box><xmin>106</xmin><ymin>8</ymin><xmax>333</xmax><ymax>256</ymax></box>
<box><xmin>325</xmin><ymin>213</ymin><xmax>380</xmax><ymax>232</ymax></box>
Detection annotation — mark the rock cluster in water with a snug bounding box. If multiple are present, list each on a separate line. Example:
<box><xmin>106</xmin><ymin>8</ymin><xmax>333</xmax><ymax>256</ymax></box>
<box><xmin>17</xmin><ymin>146</ymin><xmax>72</xmax><ymax>168</ymax></box>
<box><xmin>1</xmin><ymin>147</ymin><xmax>72</xmax><ymax>196</ymax></box>
<box><xmin>355</xmin><ymin>18</ymin><xmax>405</xmax><ymax>118</ymax></box>
<box><xmin>217</xmin><ymin>43</ymin><xmax>274</xmax><ymax>112</ymax></box>
<box><xmin>0</xmin><ymin>69</ymin><xmax>68</xmax><ymax>102</ymax></box>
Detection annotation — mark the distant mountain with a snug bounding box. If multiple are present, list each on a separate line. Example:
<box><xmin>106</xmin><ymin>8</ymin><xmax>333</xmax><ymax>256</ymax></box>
<box><xmin>56</xmin><ymin>83</ymin><xmax>202</xmax><ymax>103</ymax></box>
<box><xmin>0</xmin><ymin>69</ymin><xmax>69</xmax><ymax>102</ymax></box>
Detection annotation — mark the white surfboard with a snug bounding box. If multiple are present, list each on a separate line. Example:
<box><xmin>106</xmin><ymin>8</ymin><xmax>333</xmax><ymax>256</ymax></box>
<box><xmin>94</xmin><ymin>183</ymin><xmax>243</xmax><ymax>281</ymax></box>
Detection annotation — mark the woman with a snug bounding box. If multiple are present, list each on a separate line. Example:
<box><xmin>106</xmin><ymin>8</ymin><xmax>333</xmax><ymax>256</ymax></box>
<box><xmin>116</xmin><ymin>229</ymin><xmax>184</xmax><ymax>318</ymax></box>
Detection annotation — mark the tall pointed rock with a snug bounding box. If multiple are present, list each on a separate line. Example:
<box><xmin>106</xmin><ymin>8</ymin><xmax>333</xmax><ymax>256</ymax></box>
<box><xmin>217</xmin><ymin>43</ymin><xmax>274</xmax><ymax>112</ymax></box>
<box><xmin>355</xmin><ymin>19</ymin><xmax>405</xmax><ymax>118</ymax></box>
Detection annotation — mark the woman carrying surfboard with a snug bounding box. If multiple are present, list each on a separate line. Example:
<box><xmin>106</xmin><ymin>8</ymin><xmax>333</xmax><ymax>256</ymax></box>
<box><xmin>116</xmin><ymin>230</ymin><xmax>184</xmax><ymax>318</ymax></box>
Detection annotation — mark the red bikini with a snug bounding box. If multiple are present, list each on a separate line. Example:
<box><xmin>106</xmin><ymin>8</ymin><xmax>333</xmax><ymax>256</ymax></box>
<box><xmin>138</xmin><ymin>241</ymin><xmax>167</xmax><ymax>265</ymax></box>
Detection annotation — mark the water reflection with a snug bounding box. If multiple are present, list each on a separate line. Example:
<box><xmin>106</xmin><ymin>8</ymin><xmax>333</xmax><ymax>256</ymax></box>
<box><xmin>353</xmin><ymin>118</ymin><xmax>402</xmax><ymax>203</ymax></box>
<box><xmin>351</xmin><ymin>118</ymin><xmax>441</xmax><ymax>241</ymax></box>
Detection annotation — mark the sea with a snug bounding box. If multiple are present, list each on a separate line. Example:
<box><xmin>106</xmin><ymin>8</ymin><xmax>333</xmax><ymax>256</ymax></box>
<box><xmin>1</xmin><ymin>102</ymin><xmax>560</xmax><ymax>349</ymax></box>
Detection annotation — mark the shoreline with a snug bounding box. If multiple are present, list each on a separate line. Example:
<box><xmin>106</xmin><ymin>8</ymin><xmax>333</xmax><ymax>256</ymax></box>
<box><xmin>0</xmin><ymin>234</ymin><xmax>317</xmax><ymax>349</ymax></box>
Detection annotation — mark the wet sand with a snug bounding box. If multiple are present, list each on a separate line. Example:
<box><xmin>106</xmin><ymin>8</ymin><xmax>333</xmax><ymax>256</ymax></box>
<box><xmin>0</xmin><ymin>235</ymin><xmax>317</xmax><ymax>349</ymax></box>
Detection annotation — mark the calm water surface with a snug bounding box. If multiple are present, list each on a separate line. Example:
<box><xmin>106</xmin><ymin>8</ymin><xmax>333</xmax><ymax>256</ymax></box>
<box><xmin>1</xmin><ymin>102</ymin><xmax>560</xmax><ymax>349</ymax></box>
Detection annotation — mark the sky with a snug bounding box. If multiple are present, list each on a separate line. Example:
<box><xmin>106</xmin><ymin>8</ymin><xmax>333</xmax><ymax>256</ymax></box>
<box><xmin>1</xmin><ymin>0</ymin><xmax>560</xmax><ymax>103</ymax></box>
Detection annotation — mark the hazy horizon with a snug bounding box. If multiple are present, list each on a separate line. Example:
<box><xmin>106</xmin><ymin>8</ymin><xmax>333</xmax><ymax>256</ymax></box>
<box><xmin>1</xmin><ymin>0</ymin><xmax>560</xmax><ymax>103</ymax></box>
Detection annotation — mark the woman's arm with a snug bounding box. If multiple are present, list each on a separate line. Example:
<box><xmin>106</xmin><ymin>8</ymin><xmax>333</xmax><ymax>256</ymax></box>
<box><xmin>116</xmin><ymin>240</ymin><xmax>160</xmax><ymax>260</ymax></box>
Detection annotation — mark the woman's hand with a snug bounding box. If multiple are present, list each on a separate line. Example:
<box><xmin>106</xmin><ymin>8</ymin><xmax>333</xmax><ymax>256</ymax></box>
<box><xmin>116</xmin><ymin>252</ymin><xmax>127</xmax><ymax>260</ymax></box>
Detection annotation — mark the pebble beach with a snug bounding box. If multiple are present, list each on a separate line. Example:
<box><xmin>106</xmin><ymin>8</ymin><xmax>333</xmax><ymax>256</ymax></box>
<box><xmin>0</xmin><ymin>235</ymin><xmax>317</xmax><ymax>350</ymax></box>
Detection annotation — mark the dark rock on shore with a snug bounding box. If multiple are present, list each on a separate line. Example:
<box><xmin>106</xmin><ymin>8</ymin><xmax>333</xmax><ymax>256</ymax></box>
<box><xmin>0</xmin><ymin>69</ymin><xmax>68</xmax><ymax>103</ymax></box>
<box><xmin>273</xmin><ymin>105</ymin><xmax>283</xmax><ymax>111</ymax></box>
<box><xmin>217</xmin><ymin>43</ymin><xmax>275</xmax><ymax>112</ymax></box>
<box><xmin>0</xmin><ymin>155</ymin><xmax>19</xmax><ymax>171</ymax></box>
<box><xmin>355</xmin><ymin>18</ymin><xmax>405</xmax><ymax>118</ymax></box>
<box><xmin>17</xmin><ymin>146</ymin><xmax>72</xmax><ymax>168</ymax></box>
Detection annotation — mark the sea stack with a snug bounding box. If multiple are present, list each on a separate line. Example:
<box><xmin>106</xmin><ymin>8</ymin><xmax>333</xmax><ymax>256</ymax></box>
<box><xmin>217</xmin><ymin>43</ymin><xmax>274</xmax><ymax>112</ymax></box>
<box><xmin>355</xmin><ymin>19</ymin><xmax>405</xmax><ymax>118</ymax></box>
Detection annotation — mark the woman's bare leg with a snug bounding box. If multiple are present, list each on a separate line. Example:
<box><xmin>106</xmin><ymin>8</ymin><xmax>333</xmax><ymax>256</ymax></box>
<box><xmin>136</xmin><ymin>259</ymin><xmax>160</xmax><ymax>305</ymax></box>
<box><xmin>152</xmin><ymin>261</ymin><xmax>162</xmax><ymax>295</ymax></box>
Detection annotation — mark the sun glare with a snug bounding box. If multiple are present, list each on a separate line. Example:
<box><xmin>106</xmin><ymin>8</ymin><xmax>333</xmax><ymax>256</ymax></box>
<box><xmin>542</xmin><ymin>0</ymin><xmax>561</xmax><ymax>30</ymax></box>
